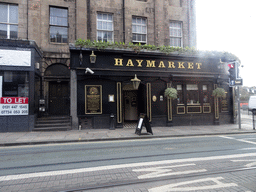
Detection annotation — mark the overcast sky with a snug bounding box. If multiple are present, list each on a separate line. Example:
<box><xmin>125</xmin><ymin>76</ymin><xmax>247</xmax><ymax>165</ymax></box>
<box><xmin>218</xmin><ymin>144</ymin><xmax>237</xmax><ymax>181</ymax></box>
<box><xmin>196</xmin><ymin>0</ymin><xmax>256</xmax><ymax>87</ymax></box>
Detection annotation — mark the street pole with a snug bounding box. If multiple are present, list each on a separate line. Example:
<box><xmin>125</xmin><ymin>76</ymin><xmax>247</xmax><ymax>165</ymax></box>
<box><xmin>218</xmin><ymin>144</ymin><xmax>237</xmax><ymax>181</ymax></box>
<box><xmin>238</xmin><ymin>86</ymin><xmax>241</xmax><ymax>129</ymax></box>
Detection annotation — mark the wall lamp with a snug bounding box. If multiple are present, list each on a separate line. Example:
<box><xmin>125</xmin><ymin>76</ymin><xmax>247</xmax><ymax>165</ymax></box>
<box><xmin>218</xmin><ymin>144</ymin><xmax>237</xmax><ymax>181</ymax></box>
<box><xmin>90</xmin><ymin>51</ymin><xmax>96</xmax><ymax>63</ymax></box>
<box><xmin>131</xmin><ymin>74</ymin><xmax>141</xmax><ymax>90</ymax></box>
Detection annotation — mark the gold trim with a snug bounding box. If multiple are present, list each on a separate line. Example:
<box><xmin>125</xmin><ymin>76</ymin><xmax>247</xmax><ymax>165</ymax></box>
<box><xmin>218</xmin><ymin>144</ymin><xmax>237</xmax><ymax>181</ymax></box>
<box><xmin>117</xmin><ymin>82</ymin><xmax>122</xmax><ymax>123</ymax></box>
<box><xmin>167</xmin><ymin>83</ymin><xmax>172</xmax><ymax>121</ymax></box>
<box><xmin>177</xmin><ymin>106</ymin><xmax>185</xmax><ymax>114</ymax></box>
<box><xmin>147</xmin><ymin>83</ymin><xmax>152</xmax><ymax>122</ymax></box>
<box><xmin>85</xmin><ymin>85</ymin><xmax>102</xmax><ymax>114</ymax></box>
<box><xmin>168</xmin><ymin>98</ymin><xmax>173</xmax><ymax>121</ymax></box>
<box><xmin>203</xmin><ymin>106</ymin><xmax>211</xmax><ymax>113</ymax></box>
<box><xmin>187</xmin><ymin>105</ymin><xmax>202</xmax><ymax>114</ymax></box>
<box><xmin>214</xmin><ymin>84</ymin><xmax>219</xmax><ymax>119</ymax></box>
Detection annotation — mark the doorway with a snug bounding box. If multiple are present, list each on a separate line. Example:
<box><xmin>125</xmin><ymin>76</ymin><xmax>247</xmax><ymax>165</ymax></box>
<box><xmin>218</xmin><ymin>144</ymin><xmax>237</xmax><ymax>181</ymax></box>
<box><xmin>49</xmin><ymin>81</ymin><xmax>70</xmax><ymax>116</ymax></box>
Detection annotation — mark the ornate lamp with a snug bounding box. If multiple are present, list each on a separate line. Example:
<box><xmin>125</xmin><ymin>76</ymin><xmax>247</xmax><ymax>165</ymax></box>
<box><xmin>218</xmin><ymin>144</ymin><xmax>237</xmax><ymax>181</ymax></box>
<box><xmin>90</xmin><ymin>51</ymin><xmax>96</xmax><ymax>63</ymax></box>
<box><xmin>131</xmin><ymin>74</ymin><xmax>141</xmax><ymax>90</ymax></box>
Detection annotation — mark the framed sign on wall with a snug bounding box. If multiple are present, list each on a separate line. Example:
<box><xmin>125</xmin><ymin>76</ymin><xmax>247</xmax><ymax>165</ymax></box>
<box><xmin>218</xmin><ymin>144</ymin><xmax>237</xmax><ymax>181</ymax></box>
<box><xmin>85</xmin><ymin>85</ymin><xmax>102</xmax><ymax>114</ymax></box>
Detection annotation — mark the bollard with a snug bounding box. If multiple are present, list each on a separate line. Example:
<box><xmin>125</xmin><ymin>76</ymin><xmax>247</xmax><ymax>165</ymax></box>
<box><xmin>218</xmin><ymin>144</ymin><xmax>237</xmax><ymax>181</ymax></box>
<box><xmin>110</xmin><ymin>113</ymin><xmax>115</xmax><ymax>130</ymax></box>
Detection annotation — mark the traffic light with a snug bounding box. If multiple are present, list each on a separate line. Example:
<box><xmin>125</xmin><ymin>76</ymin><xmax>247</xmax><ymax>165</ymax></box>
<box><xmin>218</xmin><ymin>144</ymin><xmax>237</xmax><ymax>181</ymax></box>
<box><xmin>228</xmin><ymin>62</ymin><xmax>236</xmax><ymax>81</ymax></box>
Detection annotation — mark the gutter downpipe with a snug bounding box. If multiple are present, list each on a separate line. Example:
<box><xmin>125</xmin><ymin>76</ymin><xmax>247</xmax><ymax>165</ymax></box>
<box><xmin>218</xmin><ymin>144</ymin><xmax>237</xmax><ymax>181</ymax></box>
<box><xmin>27</xmin><ymin>0</ymin><xmax>29</xmax><ymax>39</ymax></box>
<box><xmin>75</xmin><ymin>0</ymin><xmax>77</xmax><ymax>40</ymax></box>
<box><xmin>123</xmin><ymin>0</ymin><xmax>125</xmax><ymax>43</ymax></box>
<box><xmin>87</xmin><ymin>0</ymin><xmax>91</xmax><ymax>39</ymax></box>
<box><xmin>154</xmin><ymin>0</ymin><xmax>156</xmax><ymax>45</ymax></box>
<box><xmin>188</xmin><ymin>0</ymin><xmax>191</xmax><ymax>47</ymax></box>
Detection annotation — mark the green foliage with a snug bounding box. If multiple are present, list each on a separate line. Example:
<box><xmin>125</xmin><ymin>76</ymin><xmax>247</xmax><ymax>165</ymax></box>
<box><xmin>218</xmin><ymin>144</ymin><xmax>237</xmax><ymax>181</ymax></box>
<box><xmin>74</xmin><ymin>39</ymin><xmax>239</xmax><ymax>60</ymax></box>
<box><xmin>212</xmin><ymin>88</ymin><xmax>226</xmax><ymax>98</ymax></box>
<box><xmin>164</xmin><ymin>88</ymin><xmax>178</xmax><ymax>100</ymax></box>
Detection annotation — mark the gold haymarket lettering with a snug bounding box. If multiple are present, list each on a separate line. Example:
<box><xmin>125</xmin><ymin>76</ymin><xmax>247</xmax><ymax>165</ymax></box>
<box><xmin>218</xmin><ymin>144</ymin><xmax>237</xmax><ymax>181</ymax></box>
<box><xmin>168</xmin><ymin>61</ymin><xmax>175</xmax><ymax>68</ymax></box>
<box><xmin>178</xmin><ymin>62</ymin><xmax>185</xmax><ymax>69</ymax></box>
<box><xmin>126</xmin><ymin>59</ymin><xmax>134</xmax><ymax>67</ymax></box>
<box><xmin>114</xmin><ymin>58</ymin><xmax>123</xmax><ymax>66</ymax></box>
<box><xmin>196</xmin><ymin>63</ymin><xmax>202</xmax><ymax>69</ymax></box>
<box><xmin>188</xmin><ymin>62</ymin><xmax>194</xmax><ymax>69</ymax></box>
<box><xmin>136</xmin><ymin>60</ymin><xmax>143</xmax><ymax>67</ymax></box>
<box><xmin>146</xmin><ymin>60</ymin><xmax>156</xmax><ymax>68</ymax></box>
<box><xmin>158</xmin><ymin>61</ymin><xmax>166</xmax><ymax>68</ymax></box>
<box><xmin>113</xmin><ymin>58</ymin><xmax>203</xmax><ymax>70</ymax></box>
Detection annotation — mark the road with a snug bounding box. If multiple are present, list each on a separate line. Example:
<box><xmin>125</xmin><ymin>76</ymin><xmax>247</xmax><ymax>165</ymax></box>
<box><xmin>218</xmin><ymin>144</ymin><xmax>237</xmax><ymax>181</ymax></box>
<box><xmin>1</xmin><ymin>132</ymin><xmax>256</xmax><ymax>192</ymax></box>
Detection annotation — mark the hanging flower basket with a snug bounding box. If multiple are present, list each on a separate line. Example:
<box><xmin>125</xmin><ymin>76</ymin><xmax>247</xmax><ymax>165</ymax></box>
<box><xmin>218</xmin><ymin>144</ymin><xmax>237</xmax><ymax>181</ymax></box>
<box><xmin>212</xmin><ymin>88</ymin><xmax>225</xmax><ymax>98</ymax></box>
<box><xmin>164</xmin><ymin>88</ymin><xmax>178</xmax><ymax>100</ymax></box>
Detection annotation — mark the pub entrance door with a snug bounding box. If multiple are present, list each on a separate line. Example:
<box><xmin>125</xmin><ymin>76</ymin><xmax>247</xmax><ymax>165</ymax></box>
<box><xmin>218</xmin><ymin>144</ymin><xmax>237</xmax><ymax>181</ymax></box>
<box><xmin>49</xmin><ymin>81</ymin><xmax>70</xmax><ymax>116</ymax></box>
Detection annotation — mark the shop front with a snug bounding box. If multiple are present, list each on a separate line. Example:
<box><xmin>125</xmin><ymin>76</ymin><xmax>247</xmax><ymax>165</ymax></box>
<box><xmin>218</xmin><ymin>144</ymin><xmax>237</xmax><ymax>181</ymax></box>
<box><xmin>70</xmin><ymin>47</ymin><xmax>234</xmax><ymax>129</ymax></box>
<box><xmin>0</xmin><ymin>39</ymin><xmax>42</xmax><ymax>132</ymax></box>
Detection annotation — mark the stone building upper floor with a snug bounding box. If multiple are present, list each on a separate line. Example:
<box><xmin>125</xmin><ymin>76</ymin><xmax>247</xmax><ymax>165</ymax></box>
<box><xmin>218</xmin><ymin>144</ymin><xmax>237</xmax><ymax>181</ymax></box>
<box><xmin>0</xmin><ymin>0</ymin><xmax>196</xmax><ymax>57</ymax></box>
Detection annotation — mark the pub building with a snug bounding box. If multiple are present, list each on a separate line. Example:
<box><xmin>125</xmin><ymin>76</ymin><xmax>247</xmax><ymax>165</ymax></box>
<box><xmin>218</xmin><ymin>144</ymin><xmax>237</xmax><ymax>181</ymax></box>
<box><xmin>70</xmin><ymin>46</ymin><xmax>236</xmax><ymax>129</ymax></box>
<box><xmin>0</xmin><ymin>39</ymin><xmax>42</xmax><ymax>132</ymax></box>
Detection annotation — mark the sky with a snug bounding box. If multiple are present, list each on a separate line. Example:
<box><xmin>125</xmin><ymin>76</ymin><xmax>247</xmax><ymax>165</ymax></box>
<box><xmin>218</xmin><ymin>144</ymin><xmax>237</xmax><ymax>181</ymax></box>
<box><xmin>196</xmin><ymin>0</ymin><xmax>256</xmax><ymax>87</ymax></box>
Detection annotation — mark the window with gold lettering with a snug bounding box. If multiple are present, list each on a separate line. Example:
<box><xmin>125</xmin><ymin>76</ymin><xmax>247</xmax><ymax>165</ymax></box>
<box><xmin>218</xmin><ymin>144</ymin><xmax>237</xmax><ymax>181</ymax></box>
<box><xmin>177</xmin><ymin>84</ymin><xmax>184</xmax><ymax>104</ymax></box>
<box><xmin>186</xmin><ymin>84</ymin><xmax>199</xmax><ymax>104</ymax></box>
<box><xmin>202</xmin><ymin>85</ymin><xmax>209</xmax><ymax>104</ymax></box>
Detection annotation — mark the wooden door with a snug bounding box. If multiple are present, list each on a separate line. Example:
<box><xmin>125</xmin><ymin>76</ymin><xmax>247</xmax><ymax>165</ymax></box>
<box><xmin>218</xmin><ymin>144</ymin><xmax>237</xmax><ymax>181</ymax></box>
<box><xmin>49</xmin><ymin>81</ymin><xmax>70</xmax><ymax>115</ymax></box>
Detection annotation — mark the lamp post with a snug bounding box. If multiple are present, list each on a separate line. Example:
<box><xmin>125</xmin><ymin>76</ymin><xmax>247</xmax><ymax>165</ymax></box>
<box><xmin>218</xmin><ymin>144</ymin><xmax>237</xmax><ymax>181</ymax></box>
<box><xmin>131</xmin><ymin>74</ymin><xmax>141</xmax><ymax>90</ymax></box>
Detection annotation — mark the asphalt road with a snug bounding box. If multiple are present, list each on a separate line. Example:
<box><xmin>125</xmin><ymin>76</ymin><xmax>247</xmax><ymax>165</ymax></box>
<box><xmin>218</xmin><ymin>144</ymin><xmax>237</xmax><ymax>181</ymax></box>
<box><xmin>1</xmin><ymin>133</ymin><xmax>256</xmax><ymax>191</ymax></box>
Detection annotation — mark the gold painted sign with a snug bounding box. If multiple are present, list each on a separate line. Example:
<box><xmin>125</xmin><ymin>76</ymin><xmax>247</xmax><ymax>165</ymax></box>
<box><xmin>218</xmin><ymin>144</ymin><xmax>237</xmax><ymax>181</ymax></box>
<box><xmin>114</xmin><ymin>58</ymin><xmax>202</xmax><ymax>70</ymax></box>
<box><xmin>85</xmin><ymin>85</ymin><xmax>102</xmax><ymax>114</ymax></box>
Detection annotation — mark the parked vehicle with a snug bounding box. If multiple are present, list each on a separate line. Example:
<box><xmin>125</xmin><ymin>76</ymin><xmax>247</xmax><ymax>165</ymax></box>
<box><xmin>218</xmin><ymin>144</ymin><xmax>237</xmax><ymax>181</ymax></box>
<box><xmin>248</xmin><ymin>96</ymin><xmax>256</xmax><ymax>112</ymax></box>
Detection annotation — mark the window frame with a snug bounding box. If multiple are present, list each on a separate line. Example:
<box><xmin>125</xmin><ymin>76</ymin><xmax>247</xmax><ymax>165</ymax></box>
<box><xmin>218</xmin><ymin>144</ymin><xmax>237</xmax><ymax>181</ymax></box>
<box><xmin>132</xmin><ymin>16</ymin><xmax>147</xmax><ymax>44</ymax></box>
<box><xmin>97</xmin><ymin>12</ymin><xmax>114</xmax><ymax>42</ymax></box>
<box><xmin>169</xmin><ymin>21</ymin><xmax>183</xmax><ymax>47</ymax></box>
<box><xmin>49</xmin><ymin>6</ymin><xmax>68</xmax><ymax>44</ymax></box>
<box><xmin>0</xmin><ymin>3</ymin><xmax>18</xmax><ymax>39</ymax></box>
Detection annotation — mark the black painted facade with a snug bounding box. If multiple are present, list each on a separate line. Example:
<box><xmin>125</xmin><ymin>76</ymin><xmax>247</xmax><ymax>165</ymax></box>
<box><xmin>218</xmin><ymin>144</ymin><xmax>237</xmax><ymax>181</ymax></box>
<box><xmin>70</xmin><ymin>46</ymin><xmax>235</xmax><ymax>129</ymax></box>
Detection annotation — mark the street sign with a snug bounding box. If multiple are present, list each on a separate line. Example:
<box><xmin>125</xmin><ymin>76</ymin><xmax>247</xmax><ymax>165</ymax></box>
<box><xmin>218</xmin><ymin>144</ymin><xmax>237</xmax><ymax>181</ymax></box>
<box><xmin>229</xmin><ymin>79</ymin><xmax>243</xmax><ymax>87</ymax></box>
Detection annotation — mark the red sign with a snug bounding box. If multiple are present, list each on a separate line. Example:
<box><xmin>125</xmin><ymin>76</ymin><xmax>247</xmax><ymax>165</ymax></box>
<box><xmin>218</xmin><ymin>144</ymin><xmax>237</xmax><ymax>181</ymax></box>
<box><xmin>0</xmin><ymin>97</ymin><xmax>29</xmax><ymax>104</ymax></box>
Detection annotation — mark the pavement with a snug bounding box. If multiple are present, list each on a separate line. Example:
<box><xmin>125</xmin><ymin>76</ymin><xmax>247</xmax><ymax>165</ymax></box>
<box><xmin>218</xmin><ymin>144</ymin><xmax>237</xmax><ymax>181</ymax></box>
<box><xmin>0</xmin><ymin>120</ymin><xmax>256</xmax><ymax>147</ymax></box>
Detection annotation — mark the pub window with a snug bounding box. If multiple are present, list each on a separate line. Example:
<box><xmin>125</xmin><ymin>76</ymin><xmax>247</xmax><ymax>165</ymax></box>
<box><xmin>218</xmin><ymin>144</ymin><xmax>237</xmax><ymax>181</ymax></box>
<box><xmin>132</xmin><ymin>16</ymin><xmax>147</xmax><ymax>44</ymax></box>
<box><xmin>1</xmin><ymin>71</ymin><xmax>29</xmax><ymax>97</ymax></box>
<box><xmin>202</xmin><ymin>85</ymin><xmax>209</xmax><ymax>104</ymax></box>
<box><xmin>0</xmin><ymin>3</ymin><xmax>18</xmax><ymax>39</ymax></box>
<box><xmin>186</xmin><ymin>84</ymin><xmax>199</xmax><ymax>104</ymax></box>
<box><xmin>169</xmin><ymin>21</ymin><xmax>182</xmax><ymax>47</ymax></box>
<box><xmin>49</xmin><ymin>7</ymin><xmax>68</xmax><ymax>43</ymax></box>
<box><xmin>97</xmin><ymin>12</ymin><xmax>114</xmax><ymax>42</ymax></box>
<box><xmin>177</xmin><ymin>84</ymin><xmax>184</xmax><ymax>104</ymax></box>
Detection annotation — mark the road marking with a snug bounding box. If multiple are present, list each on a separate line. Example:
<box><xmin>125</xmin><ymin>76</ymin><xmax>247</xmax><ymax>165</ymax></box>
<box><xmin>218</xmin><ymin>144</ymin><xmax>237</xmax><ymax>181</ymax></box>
<box><xmin>133</xmin><ymin>163</ymin><xmax>206</xmax><ymax>179</ymax></box>
<box><xmin>232</xmin><ymin>159</ymin><xmax>256</xmax><ymax>167</ymax></box>
<box><xmin>149</xmin><ymin>177</ymin><xmax>237</xmax><ymax>192</ymax></box>
<box><xmin>0</xmin><ymin>153</ymin><xmax>256</xmax><ymax>182</ymax></box>
<box><xmin>219</xmin><ymin>136</ymin><xmax>256</xmax><ymax>145</ymax></box>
